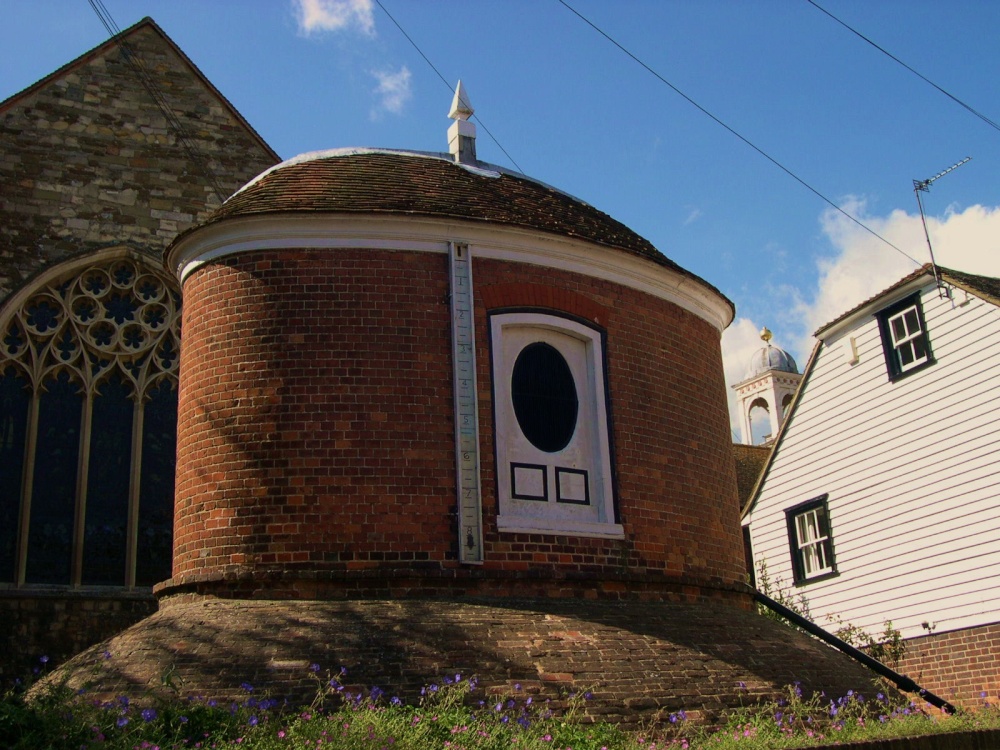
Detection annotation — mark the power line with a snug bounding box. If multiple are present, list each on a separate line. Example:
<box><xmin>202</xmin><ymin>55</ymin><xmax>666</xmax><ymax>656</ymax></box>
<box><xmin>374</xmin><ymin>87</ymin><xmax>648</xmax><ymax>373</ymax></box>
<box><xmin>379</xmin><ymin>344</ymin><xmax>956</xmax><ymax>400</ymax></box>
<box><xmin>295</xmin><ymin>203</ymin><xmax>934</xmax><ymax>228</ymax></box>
<box><xmin>557</xmin><ymin>0</ymin><xmax>923</xmax><ymax>268</ymax></box>
<box><xmin>87</xmin><ymin>0</ymin><xmax>230</xmax><ymax>205</ymax></box>
<box><xmin>373</xmin><ymin>0</ymin><xmax>524</xmax><ymax>174</ymax></box>
<box><xmin>806</xmin><ymin>0</ymin><xmax>1000</xmax><ymax>134</ymax></box>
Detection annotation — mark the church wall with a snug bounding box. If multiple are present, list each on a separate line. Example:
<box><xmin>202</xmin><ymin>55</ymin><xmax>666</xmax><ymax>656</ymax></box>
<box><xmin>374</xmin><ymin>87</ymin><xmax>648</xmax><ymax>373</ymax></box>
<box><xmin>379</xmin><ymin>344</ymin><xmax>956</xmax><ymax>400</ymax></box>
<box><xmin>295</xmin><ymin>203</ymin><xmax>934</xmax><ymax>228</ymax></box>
<box><xmin>165</xmin><ymin>246</ymin><xmax>745</xmax><ymax>602</ymax></box>
<box><xmin>0</xmin><ymin>23</ymin><xmax>277</xmax><ymax>307</ymax></box>
<box><xmin>0</xmin><ymin>19</ymin><xmax>278</xmax><ymax>680</ymax></box>
<box><xmin>0</xmin><ymin>590</ymin><xmax>156</xmax><ymax>683</ymax></box>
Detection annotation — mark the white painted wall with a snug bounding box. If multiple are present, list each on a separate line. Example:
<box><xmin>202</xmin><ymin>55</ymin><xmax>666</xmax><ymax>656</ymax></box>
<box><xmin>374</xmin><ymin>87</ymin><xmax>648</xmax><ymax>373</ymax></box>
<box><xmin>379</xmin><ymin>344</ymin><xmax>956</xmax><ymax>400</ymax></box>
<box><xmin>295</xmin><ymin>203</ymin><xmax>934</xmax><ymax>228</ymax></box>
<box><xmin>745</xmin><ymin>280</ymin><xmax>1000</xmax><ymax>639</ymax></box>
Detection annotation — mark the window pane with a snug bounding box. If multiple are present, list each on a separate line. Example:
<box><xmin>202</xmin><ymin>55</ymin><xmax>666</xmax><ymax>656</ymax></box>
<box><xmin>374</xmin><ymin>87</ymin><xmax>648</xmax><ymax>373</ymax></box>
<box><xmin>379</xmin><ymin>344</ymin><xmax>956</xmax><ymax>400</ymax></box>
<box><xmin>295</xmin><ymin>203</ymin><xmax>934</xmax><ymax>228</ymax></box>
<box><xmin>26</xmin><ymin>371</ymin><xmax>82</xmax><ymax>584</ymax></box>
<box><xmin>890</xmin><ymin>315</ymin><xmax>907</xmax><ymax>344</ymax></box>
<box><xmin>0</xmin><ymin>369</ymin><xmax>30</xmax><ymax>582</ymax></box>
<box><xmin>903</xmin><ymin>309</ymin><xmax>919</xmax><ymax>336</ymax></box>
<box><xmin>136</xmin><ymin>379</ymin><xmax>176</xmax><ymax>586</ymax></box>
<box><xmin>802</xmin><ymin>543</ymin><xmax>819</xmax><ymax>575</ymax></box>
<box><xmin>511</xmin><ymin>342</ymin><xmax>579</xmax><ymax>453</ymax></box>
<box><xmin>82</xmin><ymin>372</ymin><xmax>133</xmax><ymax>586</ymax></box>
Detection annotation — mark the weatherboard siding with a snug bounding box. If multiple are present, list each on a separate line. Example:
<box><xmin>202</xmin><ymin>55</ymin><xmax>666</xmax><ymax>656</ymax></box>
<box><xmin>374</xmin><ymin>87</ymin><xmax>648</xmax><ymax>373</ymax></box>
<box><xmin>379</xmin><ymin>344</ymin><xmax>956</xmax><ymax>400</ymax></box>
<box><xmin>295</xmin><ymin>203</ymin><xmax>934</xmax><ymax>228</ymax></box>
<box><xmin>747</xmin><ymin>281</ymin><xmax>1000</xmax><ymax>640</ymax></box>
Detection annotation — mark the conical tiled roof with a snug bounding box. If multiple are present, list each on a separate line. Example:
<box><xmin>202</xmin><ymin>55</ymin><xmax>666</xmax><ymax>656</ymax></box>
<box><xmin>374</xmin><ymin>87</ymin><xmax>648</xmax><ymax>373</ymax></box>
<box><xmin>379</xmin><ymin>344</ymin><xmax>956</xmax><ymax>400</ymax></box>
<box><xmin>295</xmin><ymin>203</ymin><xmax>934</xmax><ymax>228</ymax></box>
<box><xmin>181</xmin><ymin>148</ymin><xmax>731</xmax><ymax>312</ymax></box>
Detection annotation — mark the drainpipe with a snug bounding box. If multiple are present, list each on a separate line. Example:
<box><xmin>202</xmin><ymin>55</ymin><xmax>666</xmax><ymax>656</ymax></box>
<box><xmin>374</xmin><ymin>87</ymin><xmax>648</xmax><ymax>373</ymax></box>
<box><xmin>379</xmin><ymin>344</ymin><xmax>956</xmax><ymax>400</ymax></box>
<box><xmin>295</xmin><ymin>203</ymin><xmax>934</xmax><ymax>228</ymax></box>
<box><xmin>753</xmin><ymin>590</ymin><xmax>956</xmax><ymax>714</ymax></box>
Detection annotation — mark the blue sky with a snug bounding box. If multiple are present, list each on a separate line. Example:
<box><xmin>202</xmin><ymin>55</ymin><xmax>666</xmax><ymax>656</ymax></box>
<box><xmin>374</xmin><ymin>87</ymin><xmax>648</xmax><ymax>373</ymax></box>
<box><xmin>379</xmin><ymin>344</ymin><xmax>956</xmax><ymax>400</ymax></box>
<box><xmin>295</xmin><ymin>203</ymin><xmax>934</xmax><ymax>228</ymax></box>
<box><xmin>3</xmin><ymin>1</ymin><xmax>998</xmax><ymax>436</ymax></box>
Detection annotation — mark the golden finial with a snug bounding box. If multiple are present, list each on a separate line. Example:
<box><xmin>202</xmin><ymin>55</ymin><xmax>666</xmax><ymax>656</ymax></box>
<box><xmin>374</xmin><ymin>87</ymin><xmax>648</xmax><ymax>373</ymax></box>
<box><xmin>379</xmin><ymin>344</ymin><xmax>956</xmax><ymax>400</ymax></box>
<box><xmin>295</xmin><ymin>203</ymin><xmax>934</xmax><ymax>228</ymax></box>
<box><xmin>760</xmin><ymin>327</ymin><xmax>773</xmax><ymax>343</ymax></box>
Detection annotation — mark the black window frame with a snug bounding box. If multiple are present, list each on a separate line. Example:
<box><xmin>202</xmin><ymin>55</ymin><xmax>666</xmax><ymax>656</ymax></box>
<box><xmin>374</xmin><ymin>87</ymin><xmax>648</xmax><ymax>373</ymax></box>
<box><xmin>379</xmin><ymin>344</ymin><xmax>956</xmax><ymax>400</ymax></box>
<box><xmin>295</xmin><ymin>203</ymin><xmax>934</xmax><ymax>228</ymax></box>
<box><xmin>785</xmin><ymin>494</ymin><xmax>837</xmax><ymax>585</ymax></box>
<box><xmin>875</xmin><ymin>292</ymin><xmax>934</xmax><ymax>382</ymax></box>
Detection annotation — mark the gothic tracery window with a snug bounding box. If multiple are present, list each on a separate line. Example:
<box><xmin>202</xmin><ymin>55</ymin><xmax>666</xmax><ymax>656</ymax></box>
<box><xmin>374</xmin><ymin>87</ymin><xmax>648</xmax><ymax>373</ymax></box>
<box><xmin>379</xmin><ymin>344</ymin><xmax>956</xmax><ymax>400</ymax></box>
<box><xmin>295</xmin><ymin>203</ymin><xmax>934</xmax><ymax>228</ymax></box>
<box><xmin>0</xmin><ymin>254</ymin><xmax>179</xmax><ymax>588</ymax></box>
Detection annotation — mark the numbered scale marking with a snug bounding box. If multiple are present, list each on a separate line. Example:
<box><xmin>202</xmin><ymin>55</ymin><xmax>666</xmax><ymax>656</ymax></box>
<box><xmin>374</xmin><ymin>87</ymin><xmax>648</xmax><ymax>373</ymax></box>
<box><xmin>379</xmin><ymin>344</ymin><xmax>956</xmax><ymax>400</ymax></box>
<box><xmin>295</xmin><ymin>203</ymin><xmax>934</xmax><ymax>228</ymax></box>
<box><xmin>449</xmin><ymin>242</ymin><xmax>484</xmax><ymax>564</ymax></box>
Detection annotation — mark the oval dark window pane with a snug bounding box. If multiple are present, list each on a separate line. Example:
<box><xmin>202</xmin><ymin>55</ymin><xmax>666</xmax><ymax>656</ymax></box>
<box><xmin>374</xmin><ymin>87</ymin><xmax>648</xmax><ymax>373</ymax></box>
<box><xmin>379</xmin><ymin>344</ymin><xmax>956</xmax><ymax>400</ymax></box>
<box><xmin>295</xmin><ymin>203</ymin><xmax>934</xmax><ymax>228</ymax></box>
<box><xmin>511</xmin><ymin>342</ymin><xmax>578</xmax><ymax>452</ymax></box>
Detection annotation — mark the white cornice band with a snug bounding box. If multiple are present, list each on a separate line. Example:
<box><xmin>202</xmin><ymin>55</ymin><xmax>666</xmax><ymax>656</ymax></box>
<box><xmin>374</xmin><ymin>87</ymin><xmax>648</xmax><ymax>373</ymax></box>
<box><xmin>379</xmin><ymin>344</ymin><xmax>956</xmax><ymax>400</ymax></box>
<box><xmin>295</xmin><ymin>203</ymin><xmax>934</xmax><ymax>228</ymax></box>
<box><xmin>167</xmin><ymin>214</ymin><xmax>734</xmax><ymax>332</ymax></box>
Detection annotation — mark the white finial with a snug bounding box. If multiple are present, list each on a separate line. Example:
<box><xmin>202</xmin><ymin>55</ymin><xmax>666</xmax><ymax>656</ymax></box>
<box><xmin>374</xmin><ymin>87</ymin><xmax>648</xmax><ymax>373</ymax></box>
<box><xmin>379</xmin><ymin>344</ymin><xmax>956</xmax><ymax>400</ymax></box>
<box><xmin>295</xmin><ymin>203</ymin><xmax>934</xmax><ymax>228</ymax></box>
<box><xmin>447</xmin><ymin>80</ymin><xmax>477</xmax><ymax>164</ymax></box>
<box><xmin>449</xmin><ymin>80</ymin><xmax>474</xmax><ymax>121</ymax></box>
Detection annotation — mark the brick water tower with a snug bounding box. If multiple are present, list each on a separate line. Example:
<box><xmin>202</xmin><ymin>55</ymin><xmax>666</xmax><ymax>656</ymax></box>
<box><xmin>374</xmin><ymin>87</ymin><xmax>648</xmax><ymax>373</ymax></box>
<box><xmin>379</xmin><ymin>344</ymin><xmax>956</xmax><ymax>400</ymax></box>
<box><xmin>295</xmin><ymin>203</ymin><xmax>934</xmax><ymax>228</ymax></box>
<box><xmin>48</xmin><ymin>87</ymin><xmax>881</xmax><ymax>723</ymax></box>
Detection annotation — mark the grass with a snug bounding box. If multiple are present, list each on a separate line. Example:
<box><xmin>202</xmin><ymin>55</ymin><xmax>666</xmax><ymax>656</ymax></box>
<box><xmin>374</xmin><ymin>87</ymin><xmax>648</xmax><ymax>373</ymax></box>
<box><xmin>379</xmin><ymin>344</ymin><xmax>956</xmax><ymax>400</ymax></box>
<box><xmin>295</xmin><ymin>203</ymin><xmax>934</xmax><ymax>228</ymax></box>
<box><xmin>3</xmin><ymin>657</ymin><xmax>1000</xmax><ymax>750</ymax></box>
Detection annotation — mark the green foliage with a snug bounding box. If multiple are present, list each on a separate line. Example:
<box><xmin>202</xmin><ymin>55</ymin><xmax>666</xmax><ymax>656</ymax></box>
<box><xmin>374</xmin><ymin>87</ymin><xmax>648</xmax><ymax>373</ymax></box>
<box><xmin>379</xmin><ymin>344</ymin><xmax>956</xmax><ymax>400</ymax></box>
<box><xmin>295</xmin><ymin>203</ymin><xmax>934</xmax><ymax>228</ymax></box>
<box><xmin>829</xmin><ymin>616</ymin><xmax>907</xmax><ymax>669</ymax></box>
<box><xmin>754</xmin><ymin>561</ymin><xmax>908</xmax><ymax>670</ymax></box>
<box><xmin>754</xmin><ymin>559</ymin><xmax>812</xmax><ymax>624</ymax></box>
<box><xmin>4</xmin><ymin>656</ymin><xmax>1000</xmax><ymax>749</ymax></box>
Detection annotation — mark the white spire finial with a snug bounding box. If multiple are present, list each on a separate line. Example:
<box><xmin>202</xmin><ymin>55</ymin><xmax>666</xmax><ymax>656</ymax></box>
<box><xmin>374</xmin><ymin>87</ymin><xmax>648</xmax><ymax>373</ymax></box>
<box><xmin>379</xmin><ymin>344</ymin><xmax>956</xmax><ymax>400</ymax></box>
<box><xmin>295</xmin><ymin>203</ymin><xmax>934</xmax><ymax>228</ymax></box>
<box><xmin>447</xmin><ymin>80</ymin><xmax>477</xmax><ymax>164</ymax></box>
<box><xmin>449</xmin><ymin>80</ymin><xmax>474</xmax><ymax>121</ymax></box>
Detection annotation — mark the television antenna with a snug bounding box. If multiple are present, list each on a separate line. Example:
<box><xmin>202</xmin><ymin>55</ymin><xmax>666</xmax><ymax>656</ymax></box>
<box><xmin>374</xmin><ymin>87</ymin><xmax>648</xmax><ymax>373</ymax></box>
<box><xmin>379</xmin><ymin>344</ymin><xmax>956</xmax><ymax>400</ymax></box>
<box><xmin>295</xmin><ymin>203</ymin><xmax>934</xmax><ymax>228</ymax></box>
<box><xmin>913</xmin><ymin>157</ymin><xmax>971</xmax><ymax>298</ymax></box>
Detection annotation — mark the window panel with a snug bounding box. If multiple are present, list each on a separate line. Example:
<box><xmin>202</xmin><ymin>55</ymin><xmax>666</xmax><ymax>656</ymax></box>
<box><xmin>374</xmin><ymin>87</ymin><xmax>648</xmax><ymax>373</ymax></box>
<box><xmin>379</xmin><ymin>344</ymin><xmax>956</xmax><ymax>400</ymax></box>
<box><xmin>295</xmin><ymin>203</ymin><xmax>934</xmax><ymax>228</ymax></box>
<box><xmin>876</xmin><ymin>294</ymin><xmax>934</xmax><ymax>381</ymax></box>
<box><xmin>82</xmin><ymin>372</ymin><xmax>133</xmax><ymax>586</ymax></box>
<box><xmin>0</xmin><ymin>369</ymin><xmax>29</xmax><ymax>583</ymax></box>
<box><xmin>0</xmin><ymin>256</ymin><xmax>180</xmax><ymax>588</ymax></box>
<box><xmin>136</xmin><ymin>379</ymin><xmax>177</xmax><ymax>586</ymax></box>
<box><xmin>491</xmin><ymin>312</ymin><xmax>620</xmax><ymax>538</ymax></box>
<box><xmin>26</xmin><ymin>371</ymin><xmax>82</xmax><ymax>584</ymax></box>
<box><xmin>786</xmin><ymin>494</ymin><xmax>835</xmax><ymax>584</ymax></box>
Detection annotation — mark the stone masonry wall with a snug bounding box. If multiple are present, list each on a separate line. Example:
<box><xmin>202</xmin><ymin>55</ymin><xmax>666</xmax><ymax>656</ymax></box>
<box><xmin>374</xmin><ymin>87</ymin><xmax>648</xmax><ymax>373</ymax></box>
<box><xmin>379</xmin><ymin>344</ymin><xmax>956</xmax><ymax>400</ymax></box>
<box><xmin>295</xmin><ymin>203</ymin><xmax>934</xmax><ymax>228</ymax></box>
<box><xmin>0</xmin><ymin>590</ymin><xmax>156</xmax><ymax>684</ymax></box>
<box><xmin>0</xmin><ymin>21</ymin><xmax>278</xmax><ymax>307</ymax></box>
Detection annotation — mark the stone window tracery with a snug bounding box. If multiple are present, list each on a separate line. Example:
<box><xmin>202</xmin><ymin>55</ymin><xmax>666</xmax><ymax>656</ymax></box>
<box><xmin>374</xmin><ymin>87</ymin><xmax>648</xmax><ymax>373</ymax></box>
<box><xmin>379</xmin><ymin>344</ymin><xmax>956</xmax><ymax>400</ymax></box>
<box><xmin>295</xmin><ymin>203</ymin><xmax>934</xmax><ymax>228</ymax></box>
<box><xmin>0</xmin><ymin>255</ymin><xmax>179</xmax><ymax>588</ymax></box>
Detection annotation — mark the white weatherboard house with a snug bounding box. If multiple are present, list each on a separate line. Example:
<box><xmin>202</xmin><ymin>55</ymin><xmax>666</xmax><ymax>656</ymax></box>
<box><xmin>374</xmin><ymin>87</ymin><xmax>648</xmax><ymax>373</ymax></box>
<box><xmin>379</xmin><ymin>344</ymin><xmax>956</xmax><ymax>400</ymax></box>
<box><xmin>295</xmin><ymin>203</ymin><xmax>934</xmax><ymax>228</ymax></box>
<box><xmin>743</xmin><ymin>263</ymin><xmax>1000</xmax><ymax>706</ymax></box>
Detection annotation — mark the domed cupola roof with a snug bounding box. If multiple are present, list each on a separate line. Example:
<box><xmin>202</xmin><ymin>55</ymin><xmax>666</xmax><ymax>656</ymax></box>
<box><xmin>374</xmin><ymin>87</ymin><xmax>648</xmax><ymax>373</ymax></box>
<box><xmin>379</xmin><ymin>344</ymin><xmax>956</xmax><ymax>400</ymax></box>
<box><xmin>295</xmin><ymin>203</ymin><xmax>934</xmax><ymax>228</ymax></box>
<box><xmin>744</xmin><ymin>327</ymin><xmax>798</xmax><ymax>379</ymax></box>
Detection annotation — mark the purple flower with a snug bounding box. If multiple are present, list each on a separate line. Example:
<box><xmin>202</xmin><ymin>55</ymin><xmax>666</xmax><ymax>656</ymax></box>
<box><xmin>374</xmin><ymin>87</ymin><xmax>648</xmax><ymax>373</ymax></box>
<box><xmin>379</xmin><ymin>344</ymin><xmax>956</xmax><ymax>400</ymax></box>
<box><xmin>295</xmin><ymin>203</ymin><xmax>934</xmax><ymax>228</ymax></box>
<box><xmin>179</xmin><ymin>716</ymin><xmax>189</xmax><ymax>723</ymax></box>
<box><xmin>240</xmin><ymin>682</ymin><xmax>254</xmax><ymax>693</ymax></box>
<box><xmin>103</xmin><ymin>650</ymin><xmax>112</xmax><ymax>660</ymax></box>
<box><xmin>39</xmin><ymin>655</ymin><xmax>49</xmax><ymax>664</ymax></box>
<box><xmin>248</xmin><ymin>715</ymin><xmax>258</xmax><ymax>727</ymax></box>
<box><xmin>141</xmin><ymin>708</ymin><xmax>157</xmax><ymax>722</ymax></box>
<box><xmin>309</xmin><ymin>663</ymin><xmax>320</xmax><ymax>673</ymax></box>
<box><xmin>391</xmin><ymin>696</ymin><xmax>402</xmax><ymax>706</ymax></box>
<box><xmin>116</xmin><ymin>717</ymin><xmax>129</xmax><ymax>728</ymax></box>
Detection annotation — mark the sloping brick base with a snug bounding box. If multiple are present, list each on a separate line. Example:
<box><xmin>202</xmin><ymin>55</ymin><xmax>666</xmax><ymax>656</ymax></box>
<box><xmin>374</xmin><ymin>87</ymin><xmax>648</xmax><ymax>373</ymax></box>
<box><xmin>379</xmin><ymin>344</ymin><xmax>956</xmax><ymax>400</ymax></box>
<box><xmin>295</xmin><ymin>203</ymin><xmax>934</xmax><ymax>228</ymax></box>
<box><xmin>44</xmin><ymin>596</ymin><xmax>888</xmax><ymax>726</ymax></box>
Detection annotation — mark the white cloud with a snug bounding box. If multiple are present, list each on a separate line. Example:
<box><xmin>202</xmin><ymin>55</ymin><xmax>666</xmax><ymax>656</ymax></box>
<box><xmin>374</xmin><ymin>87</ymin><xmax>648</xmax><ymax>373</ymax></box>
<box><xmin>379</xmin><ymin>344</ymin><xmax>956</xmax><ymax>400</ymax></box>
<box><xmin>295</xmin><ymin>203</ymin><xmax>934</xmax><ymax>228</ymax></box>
<box><xmin>294</xmin><ymin>0</ymin><xmax>375</xmax><ymax>36</ymax></box>
<box><xmin>682</xmin><ymin>207</ymin><xmax>702</xmax><ymax>226</ymax></box>
<box><xmin>370</xmin><ymin>65</ymin><xmax>412</xmax><ymax>118</ymax></box>
<box><xmin>807</xmin><ymin>200</ymin><xmax>1000</xmax><ymax>343</ymax></box>
<box><xmin>721</xmin><ymin>200</ymin><xmax>1000</xmax><ymax>439</ymax></box>
<box><xmin>721</xmin><ymin>316</ymin><xmax>769</xmax><ymax>440</ymax></box>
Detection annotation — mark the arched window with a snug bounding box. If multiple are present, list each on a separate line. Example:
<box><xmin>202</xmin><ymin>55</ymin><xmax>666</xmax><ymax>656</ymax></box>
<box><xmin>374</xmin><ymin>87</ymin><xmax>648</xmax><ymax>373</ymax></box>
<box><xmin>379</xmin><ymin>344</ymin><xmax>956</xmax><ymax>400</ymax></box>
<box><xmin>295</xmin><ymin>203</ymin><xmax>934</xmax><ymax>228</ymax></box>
<box><xmin>748</xmin><ymin>397</ymin><xmax>771</xmax><ymax>445</ymax></box>
<box><xmin>490</xmin><ymin>311</ymin><xmax>621</xmax><ymax>538</ymax></box>
<box><xmin>0</xmin><ymin>253</ymin><xmax>180</xmax><ymax>588</ymax></box>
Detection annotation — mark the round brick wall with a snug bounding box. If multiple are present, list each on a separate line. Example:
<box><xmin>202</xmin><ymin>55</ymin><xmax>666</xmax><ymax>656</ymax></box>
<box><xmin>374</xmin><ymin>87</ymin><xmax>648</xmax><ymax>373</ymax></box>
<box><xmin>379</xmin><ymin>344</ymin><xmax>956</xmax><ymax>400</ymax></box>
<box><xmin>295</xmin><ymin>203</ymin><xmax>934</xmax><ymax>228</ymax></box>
<box><xmin>162</xmin><ymin>244</ymin><xmax>744</xmax><ymax>603</ymax></box>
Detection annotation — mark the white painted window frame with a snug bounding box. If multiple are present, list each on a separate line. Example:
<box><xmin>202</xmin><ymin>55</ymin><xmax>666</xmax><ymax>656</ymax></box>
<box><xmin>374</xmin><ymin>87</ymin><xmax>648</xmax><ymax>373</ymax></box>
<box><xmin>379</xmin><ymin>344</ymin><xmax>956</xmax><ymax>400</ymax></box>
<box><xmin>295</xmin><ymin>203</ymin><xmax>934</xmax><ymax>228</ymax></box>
<box><xmin>786</xmin><ymin>494</ymin><xmax>836</xmax><ymax>584</ymax></box>
<box><xmin>490</xmin><ymin>312</ymin><xmax>622</xmax><ymax>539</ymax></box>
<box><xmin>887</xmin><ymin>304</ymin><xmax>928</xmax><ymax>373</ymax></box>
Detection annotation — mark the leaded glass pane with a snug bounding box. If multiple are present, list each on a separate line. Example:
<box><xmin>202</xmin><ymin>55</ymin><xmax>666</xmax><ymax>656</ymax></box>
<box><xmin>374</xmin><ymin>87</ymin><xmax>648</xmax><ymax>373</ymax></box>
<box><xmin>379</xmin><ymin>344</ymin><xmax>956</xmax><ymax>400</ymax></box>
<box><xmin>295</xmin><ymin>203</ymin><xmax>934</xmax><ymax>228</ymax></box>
<box><xmin>82</xmin><ymin>372</ymin><xmax>133</xmax><ymax>586</ymax></box>
<box><xmin>26</xmin><ymin>371</ymin><xmax>82</xmax><ymax>584</ymax></box>
<box><xmin>0</xmin><ymin>369</ymin><xmax>29</xmax><ymax>582</ymax></box>
<box><xmin>136</xmin><ymin>379</ymin><xmax>176</xmax><ymax>586</ymax></box>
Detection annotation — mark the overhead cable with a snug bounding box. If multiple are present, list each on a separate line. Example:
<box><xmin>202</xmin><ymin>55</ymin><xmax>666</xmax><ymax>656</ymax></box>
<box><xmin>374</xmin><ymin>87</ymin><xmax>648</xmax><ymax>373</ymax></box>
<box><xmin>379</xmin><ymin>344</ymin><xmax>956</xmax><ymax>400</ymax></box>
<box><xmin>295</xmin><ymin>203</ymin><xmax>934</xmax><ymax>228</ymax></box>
<box><xmin>557</xmin><ymin>0</ymin><xmax>923</xmax><ymax>267</ymax></box>
<box><xmin>806</xmin><ymin>0</ymin><xmax>1000</xmax><ymax>134</ymax></box>
<box><xmin>373</xmin><ymin>0</ymin><xmax>524</xmax><ymax>174</ymax></box>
